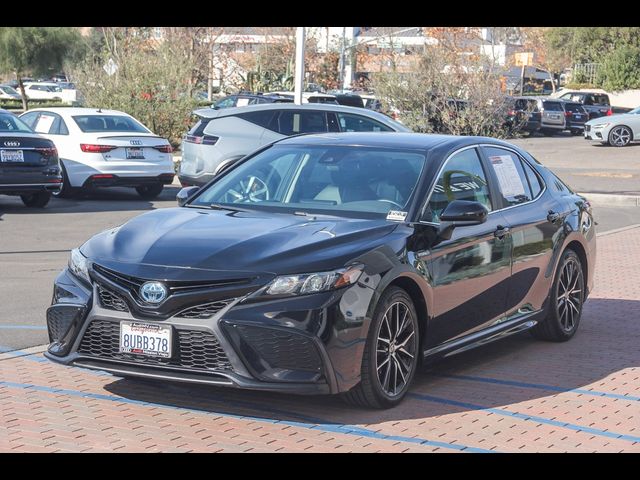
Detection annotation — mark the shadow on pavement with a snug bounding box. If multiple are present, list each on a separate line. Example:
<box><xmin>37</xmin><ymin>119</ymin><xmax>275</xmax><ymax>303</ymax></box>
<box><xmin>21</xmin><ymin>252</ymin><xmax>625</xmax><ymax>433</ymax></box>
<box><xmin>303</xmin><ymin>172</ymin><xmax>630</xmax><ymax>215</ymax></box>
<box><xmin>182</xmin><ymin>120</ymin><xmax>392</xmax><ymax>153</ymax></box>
<box><xmin>0</xmin><ymin>185</ymin><xmax>180</xmax><ymax>215</ymax></box>
<box><xmin>104</xmin><ymin>297</ymin><xmax>640</xmax><ymax>425</ymax></box>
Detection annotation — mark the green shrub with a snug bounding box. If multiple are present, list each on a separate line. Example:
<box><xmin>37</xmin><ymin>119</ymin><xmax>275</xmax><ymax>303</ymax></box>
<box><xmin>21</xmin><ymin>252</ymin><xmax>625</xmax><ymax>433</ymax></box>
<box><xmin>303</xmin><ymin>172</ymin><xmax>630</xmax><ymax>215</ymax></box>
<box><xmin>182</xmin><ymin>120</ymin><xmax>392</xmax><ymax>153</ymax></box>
<box><xmin>596</xmin><ymin>46</ymin><xmax>640</xmax><ymax>91</ymax></box>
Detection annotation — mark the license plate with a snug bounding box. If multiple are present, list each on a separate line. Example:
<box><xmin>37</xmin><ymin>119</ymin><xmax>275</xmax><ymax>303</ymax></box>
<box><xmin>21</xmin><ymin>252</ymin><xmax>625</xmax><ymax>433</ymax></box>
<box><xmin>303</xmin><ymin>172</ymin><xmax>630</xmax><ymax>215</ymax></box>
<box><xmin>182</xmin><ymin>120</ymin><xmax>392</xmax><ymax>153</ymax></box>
<box><xmin>550</xmin><ymin>114</ymin><xmax>560</xmax><ymax>119</ymax></box>
<box><xmin>120</xmin><ymin>321</ymin><xmax>172</xmax><ymax>358</ymax></box>
<box><xmin>574</xmin><ymin>115</ymin><xmax>582</xmax><ymax>119</ymax></box>
<box><xmin>0</xmin><ymin>150</ymin><xmax>24</xmax><ymax>162</ymax></box>
<box><xmin>126</xmin><ymin>147</ymin><xmax>145</xmax><ymax>159</ymax></box>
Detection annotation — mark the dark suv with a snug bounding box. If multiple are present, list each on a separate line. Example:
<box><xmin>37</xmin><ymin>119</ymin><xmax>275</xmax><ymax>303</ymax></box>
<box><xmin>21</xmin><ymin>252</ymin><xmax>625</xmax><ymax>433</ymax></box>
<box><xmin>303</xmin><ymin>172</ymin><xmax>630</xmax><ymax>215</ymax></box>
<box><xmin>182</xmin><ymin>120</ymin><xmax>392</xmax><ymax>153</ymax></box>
<box><xmin>558</xmin><ymin>91</ymin><xmax>612</xmax><ymax>119</ymax></box>
<box><xmin>0</xmin><ymin>109</ymin><xmax>61</xmax><ymax>207</ymax></box>
<box><xmin>560</xmin><ymin>101</ymin><xmax>589</xmax><ymax>135</ymax></box>
<box><xmin>504</xmin><ymin>96</ymin><xmax>541</xmax><ymax>135</ymax></box>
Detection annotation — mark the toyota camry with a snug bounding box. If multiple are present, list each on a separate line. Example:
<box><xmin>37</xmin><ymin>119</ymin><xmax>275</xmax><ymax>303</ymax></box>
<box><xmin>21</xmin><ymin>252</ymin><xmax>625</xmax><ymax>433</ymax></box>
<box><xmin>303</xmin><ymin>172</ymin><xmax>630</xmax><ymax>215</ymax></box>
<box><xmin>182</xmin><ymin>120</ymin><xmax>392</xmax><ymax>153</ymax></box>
<box><xmin>45</xmin><ymin>132</ymin><xmax>596</xmax><ymax>408</ymax></box>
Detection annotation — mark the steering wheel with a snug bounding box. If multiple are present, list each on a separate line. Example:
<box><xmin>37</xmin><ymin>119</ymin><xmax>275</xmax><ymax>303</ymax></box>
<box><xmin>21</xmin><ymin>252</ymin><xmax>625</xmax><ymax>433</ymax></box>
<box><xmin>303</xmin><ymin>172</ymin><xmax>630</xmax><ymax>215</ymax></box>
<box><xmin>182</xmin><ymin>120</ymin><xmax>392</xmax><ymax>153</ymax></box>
<box><xmin>376</xmin><ymin>199</ymin><xmax>404</xmax><ymax>209</ymax></box>
<box><xmin>224</xmin><ymin>175</ymin><xmax>270</xmax><ymax>203</ymax></box>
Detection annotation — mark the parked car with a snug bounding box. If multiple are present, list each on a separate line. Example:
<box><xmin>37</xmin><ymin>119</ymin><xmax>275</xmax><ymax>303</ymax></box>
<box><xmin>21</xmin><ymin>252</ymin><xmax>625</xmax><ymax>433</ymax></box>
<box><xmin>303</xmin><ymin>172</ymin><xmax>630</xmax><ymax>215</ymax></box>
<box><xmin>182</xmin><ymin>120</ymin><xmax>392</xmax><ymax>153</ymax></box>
<box><xmin>503</xmin><ymin>96</ymin><xmax>541</xmax><ymax>135</ymax></box>
<box><xmin>268</xmin><ymin>92</ymin><xmax>340</xmax><ymax>104</ymax></box>
<box><xmin>332</xmin><ymin>93</ymin><xmax>365</xmax><ymax>108</ymax></box>
<box><xmin>0</xmin><ymin>84</ymin><xmax>22</xmax><ymax>101</ymax></box>
<box><xmin>558</xmin><ymin>91</ymin><xmax>612</xmax><ymax>120</ymax></box>
<box><xmin>19</xmin><ymin>108</ymin><xmax>175</xmax><ymax>199</ymax></box>
<box><xmin>213</xmin><ymin>93</ymin><xmax>293</xmax><ymax>109</ymax></box>
<box><xmin>560</xmin><ymin>101</ymin><xmax>588</xmax><ymax>135</ymax></box>
<box><xmin>535</xmin><ymin>98</ymin><xmax>567</xmax><ymax>135</ymax></box>
<box><xmin>45</xmin><ymin>132</ymin><xmax>595</xmax><ymax>408</ymax></box>
<box><xmin>584</xmin><ymin>106</ymin><xmax>640</xmax><ymax>147</ymax></box>
<box><xmin>0</xmin><ymin>109</ymin><xmax>61</xmax><ymax>207</ymax></box>
<box><xmin>20</xmin><ymin>82</ymin><xmax>64</xmax><ymax>101</ymax></box>
<box><xmin>178</xmin><ymin>103</ymin><xmax>410</xmax><ymax>187</ymax></box>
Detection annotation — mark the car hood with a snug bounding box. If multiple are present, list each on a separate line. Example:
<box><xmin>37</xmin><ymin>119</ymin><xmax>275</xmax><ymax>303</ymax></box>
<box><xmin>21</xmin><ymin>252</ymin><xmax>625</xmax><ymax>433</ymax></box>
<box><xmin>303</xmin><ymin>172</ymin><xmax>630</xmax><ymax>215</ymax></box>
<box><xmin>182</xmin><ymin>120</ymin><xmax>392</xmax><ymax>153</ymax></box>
<box><xmin>81</xmin><ymin>207</ymin><xmax>400</xmax><ymax>276</ymax></box>
<box><xmin>586</xmin><ymin>113</ymin><xmax>638</xmax><ymax>126</ymax></box>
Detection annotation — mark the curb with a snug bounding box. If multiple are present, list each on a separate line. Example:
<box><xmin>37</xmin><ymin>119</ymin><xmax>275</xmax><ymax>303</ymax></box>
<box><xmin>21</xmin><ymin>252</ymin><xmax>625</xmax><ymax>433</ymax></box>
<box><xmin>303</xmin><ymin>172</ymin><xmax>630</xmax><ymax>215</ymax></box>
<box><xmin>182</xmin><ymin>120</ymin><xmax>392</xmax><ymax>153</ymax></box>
<box><xmin>579</xmin><ymin>192</ymin><xmax>640</xmax><ymax>207</ymax></box>
<box><xmin>0</xmin><ymin>344</ymin><xmax>48</xmax><ymax>361</ymax></box>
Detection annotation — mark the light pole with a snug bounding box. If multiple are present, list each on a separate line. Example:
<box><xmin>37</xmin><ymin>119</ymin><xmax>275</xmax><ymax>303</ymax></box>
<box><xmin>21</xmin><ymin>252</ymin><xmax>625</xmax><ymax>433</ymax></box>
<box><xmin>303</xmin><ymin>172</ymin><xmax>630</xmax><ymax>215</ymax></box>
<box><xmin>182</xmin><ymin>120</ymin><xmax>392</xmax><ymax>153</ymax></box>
<box><xmin>294</xmin><ymin>27</ymin><xmax>305</xmax><ymax>105</ymax></box>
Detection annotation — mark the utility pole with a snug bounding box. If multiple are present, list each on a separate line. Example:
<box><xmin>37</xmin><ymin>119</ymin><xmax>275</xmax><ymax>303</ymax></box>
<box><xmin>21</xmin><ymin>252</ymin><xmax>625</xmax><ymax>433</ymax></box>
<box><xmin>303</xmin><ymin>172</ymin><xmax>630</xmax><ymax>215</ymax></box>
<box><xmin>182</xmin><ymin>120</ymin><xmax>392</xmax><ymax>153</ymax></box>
<box><xmin>294</xmin><ymin>27</ymin><xmax>306</xmax><ymax>105</ymax></box>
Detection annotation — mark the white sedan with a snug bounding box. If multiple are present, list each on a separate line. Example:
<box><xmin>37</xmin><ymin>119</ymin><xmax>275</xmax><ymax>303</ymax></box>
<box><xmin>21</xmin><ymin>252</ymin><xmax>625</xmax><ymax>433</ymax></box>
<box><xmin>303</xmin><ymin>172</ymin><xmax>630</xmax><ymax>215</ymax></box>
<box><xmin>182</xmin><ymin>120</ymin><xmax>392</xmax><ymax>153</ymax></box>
<box><xmin>584</xmin><ymin>107</ymin><xmax>640</xmax><ymax>147</ymax></box>
<box><xmin>19</xmin><ymin>108</ymin><xmax>175</xmax><ymax>198</ymax></box>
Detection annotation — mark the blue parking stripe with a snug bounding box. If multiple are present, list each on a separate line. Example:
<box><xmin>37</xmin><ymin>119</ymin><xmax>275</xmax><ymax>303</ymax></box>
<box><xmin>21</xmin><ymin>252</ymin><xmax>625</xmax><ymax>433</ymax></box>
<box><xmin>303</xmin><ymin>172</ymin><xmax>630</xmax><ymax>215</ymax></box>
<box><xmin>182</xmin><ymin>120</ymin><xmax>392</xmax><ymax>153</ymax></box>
<box><xmin>408</xmin><ymin>392</ymin><xmax>640</xmax><ymax>444</ymax></box>
<box><xmin>0</xmin><ymin>325</ymin><xmax>47</xmax><ymax>330</ymax></box>
<box><xmin>436</xmin><ymin>373</ymin><xmax>640</xmax><ymax>403</ymax></box>
<box><xmin>0</xmin><ymin>380</ymin><xmax>494</xmax><ymax>453</ymax></box>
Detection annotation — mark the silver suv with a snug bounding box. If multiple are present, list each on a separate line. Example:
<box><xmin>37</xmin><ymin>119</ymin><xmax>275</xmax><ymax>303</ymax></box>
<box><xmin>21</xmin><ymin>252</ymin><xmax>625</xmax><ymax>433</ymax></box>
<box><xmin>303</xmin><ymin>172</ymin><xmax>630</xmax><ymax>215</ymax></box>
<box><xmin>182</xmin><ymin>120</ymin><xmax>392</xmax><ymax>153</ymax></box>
<box><xmin>178</xmin><ymin>103</ymin><xmax>410</xmax><ymax>187</ymax></box>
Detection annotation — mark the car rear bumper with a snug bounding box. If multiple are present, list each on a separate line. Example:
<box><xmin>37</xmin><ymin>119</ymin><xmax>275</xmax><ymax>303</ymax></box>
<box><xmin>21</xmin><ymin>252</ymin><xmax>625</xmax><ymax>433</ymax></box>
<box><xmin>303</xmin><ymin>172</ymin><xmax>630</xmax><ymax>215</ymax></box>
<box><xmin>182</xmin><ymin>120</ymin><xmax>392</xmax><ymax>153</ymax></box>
<box><xmin>177</xmin><ymin>172</ymin><xmax>214</xmax><ymax>187</ymax></box>
<box><xmin>82</xmin><ymin>173</ymin><xmax>175</xmax><ymax>188</ymax></box>
<box><xmin>0</xmin><ymin>182</ymin><xmax>61</xmax><ymax>195</ymax></box>
<box><xmin>63</xmin><ymin>156</ymin><xmax>175</xmax><ymax>188</ymax></box>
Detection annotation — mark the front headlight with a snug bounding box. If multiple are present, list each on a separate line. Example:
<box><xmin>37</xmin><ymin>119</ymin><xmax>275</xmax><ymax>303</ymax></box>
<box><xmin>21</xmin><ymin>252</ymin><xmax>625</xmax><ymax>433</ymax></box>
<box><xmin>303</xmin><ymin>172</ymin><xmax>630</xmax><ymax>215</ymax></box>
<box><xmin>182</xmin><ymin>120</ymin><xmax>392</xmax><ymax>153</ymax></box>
<box><xmin>260</xmin><ymin>265</ymin><xmax>363</xmax><ymax>297</ymax></box>
<box><xmin>68</xmin><ymin>248</ymin><xmax>90</xmax><ymax>284</ymax></box>
<box><xmin>592</xmin><ymin>123</ymin><xmax>609</xmax><ymax>129</ymax></box>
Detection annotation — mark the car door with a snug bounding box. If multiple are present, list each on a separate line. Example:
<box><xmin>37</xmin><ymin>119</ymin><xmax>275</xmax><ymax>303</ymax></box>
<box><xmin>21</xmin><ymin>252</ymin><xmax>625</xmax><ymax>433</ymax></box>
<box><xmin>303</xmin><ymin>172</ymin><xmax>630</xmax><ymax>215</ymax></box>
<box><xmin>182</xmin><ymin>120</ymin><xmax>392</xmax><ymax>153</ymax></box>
<box><xmin>420</xmin><ymin>146</ymin><xmax>513</xmax><ymax>347</ymax></box>
<box><xmin>479</xmin><ymin>145</ymin><xmax>568</xmax><ymax>319</ymax></box>
<box><xmin>30</xmin><ymin>111</ymin><xmax>72</xmax><ymax>158</ymax></box>
<box><xmin>261</xmin><ymin>109</ymin><xmax>329</xmax><ymax>144</ymax></box>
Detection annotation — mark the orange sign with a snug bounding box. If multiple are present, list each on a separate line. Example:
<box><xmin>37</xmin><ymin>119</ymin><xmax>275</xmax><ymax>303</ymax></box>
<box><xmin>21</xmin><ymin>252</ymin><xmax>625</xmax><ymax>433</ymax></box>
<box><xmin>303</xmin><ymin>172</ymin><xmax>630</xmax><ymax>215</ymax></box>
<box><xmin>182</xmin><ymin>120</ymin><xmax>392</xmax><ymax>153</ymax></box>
<box><xmin>515</xmin><ymin>52</ymin><xmax>534</xmax><ymax>67</ymax></box>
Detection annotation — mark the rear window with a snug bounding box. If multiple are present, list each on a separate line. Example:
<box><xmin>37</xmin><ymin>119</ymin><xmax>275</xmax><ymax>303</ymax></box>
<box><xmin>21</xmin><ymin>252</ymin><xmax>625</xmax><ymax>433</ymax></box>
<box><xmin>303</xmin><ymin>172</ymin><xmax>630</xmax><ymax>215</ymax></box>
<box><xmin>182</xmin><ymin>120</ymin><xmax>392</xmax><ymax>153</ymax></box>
<box><xmin>0</xmin><ymin>113</ymin><xmax>32</xmax><ymax>132</ymax></box>
<box><xmin>542</xmin><ymin>101</ymin><xmax>563</xmax><ymax>111</ymax></box>
<box><xmin>564</xmin><ymin>103</ymin><xmax>585</xmax><ymax>113</ymax></box>
<box><xmin>187</xmin><ymin>117</ymin><xmax>211</xmax><ymax>136</ymax></box>
<box><xmin>591</xmin><ymin>94</ymin><xmax>609</xmax><ymax>105</ymax></box>
<box><xmin>72</xmin><ymin>115</ymin><xmax>149</xmax><ymax>133</ymax></box>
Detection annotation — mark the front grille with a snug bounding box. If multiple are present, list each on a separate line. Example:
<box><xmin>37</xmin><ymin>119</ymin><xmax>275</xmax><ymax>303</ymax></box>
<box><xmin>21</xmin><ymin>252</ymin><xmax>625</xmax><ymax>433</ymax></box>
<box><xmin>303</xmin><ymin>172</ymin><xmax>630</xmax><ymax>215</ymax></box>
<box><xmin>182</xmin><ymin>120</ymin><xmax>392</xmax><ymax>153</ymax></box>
<box><xmin>97</xmin><ymin>286</ymin><xmax>129</xmax><ymax>312</ymax></box>
<box><xmin>235</xmin><ymin>325</ymin><xmax>322</xmax><ymax>372</ymax></box>
<box><xmin>78</xmin><ymin>320</ymin><xmax>232</xmax><ymax>371</ymax></box>
<box><xmin>176</xmin><ymin>299</ymin><xmax>235</xmax><ymax>319</ymax></box>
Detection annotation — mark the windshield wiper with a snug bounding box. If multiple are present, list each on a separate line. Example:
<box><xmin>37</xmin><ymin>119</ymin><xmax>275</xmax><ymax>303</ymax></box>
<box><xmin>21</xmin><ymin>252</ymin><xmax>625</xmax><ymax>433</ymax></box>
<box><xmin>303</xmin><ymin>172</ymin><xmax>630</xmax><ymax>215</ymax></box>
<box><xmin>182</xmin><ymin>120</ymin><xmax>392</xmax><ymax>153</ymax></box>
<box><xmin>208</xmin><ymin>203</ymin><xmax>252</xmax><ymax>213</ymax></box>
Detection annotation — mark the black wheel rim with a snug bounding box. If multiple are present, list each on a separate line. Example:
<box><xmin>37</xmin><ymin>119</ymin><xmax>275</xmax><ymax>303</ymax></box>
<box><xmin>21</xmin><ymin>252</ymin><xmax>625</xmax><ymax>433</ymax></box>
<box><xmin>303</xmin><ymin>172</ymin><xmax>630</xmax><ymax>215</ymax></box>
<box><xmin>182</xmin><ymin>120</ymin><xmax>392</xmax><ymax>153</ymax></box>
<box><xmin>556</xmin><ymin>258</ymin><xmax>583</xmax><ymax>332</ymax></box>
<box><xmin>375</xmin><ymin>301</ymin><xmax>416</xmax><ymax>397</ymax></box>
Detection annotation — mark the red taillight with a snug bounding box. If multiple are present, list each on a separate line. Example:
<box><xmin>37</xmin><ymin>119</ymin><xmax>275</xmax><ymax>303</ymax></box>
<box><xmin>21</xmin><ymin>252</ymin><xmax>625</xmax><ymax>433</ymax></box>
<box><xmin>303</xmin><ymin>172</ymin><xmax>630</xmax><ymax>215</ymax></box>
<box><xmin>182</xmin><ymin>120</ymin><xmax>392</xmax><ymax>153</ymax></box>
<box><xmin>153</xmin><ymin>145</ymin><xmax>173</xmax><ymax>153</ymax></box>
<box><xmin>565</xmin><ymin>111</ymin><xmax>572</xmax><ymax>117</ymax></box>
<box><xmin>81</xmin><ymin>144</ymin><xmax>117</xmax><ymax>153</ymax></box>
<box><xmin>606</xmin><ymin>108</ymin><xmax>613</xmax><ymax>116</ymax></box>
<box><xmin>91</xmin><ymin>174</ymin><xmax>115</xmax><ymax>179</ymax></box>
<box><xmin>35</xmin><ymin>147</ymin><xmax>58</xmax><ymax>157</ymax></box>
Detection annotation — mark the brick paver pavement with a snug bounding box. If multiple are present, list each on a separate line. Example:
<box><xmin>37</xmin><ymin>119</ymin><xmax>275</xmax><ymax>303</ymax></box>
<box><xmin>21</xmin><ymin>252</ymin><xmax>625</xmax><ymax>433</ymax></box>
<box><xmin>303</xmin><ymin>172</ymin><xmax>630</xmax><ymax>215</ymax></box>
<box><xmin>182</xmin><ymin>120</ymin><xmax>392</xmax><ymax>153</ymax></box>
<box><xmin>1</xmin><ymin>226</ymin><xmax>639</xmax><ymax>452</ymax></box>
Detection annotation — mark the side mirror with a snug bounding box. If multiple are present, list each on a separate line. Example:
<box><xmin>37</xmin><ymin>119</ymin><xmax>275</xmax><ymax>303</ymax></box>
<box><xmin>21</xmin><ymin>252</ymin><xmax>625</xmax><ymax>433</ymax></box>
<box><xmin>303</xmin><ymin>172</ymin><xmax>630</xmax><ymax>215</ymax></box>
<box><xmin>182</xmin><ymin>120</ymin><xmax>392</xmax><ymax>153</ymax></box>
<box><xmin>176</xmin><ymin>186</ymin><xmax>200</xmax><ymax>207</ymax></box>
<box><xmin>439</xmin><ymin>200</ymin><xmax>488</xmax><ymax>225</ymax></box>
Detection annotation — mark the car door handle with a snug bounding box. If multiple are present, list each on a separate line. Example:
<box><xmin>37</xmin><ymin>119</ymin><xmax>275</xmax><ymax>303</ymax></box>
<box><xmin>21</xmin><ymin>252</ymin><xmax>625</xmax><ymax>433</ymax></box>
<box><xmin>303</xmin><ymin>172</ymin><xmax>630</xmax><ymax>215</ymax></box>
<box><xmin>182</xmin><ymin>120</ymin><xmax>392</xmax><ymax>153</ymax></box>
<box><xmin>494</xmin><ymin>225</ymin><xmax>510</xmax><ymax>239</ymax></box>
<box><xmin>547</xmin><ymin>210</ymin><xmax>561</xmax><ymax>224</ymax></box>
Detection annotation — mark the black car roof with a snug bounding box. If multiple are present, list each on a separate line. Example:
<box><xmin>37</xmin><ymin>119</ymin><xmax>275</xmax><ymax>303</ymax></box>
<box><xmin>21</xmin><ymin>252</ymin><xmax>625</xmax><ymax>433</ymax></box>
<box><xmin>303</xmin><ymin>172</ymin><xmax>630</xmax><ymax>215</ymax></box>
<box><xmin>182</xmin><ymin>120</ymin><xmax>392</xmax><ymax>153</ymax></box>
<box><xmin>276</xmin><ymin>132</ymin><xmax>517</xmax><ymax>152</ymax></box>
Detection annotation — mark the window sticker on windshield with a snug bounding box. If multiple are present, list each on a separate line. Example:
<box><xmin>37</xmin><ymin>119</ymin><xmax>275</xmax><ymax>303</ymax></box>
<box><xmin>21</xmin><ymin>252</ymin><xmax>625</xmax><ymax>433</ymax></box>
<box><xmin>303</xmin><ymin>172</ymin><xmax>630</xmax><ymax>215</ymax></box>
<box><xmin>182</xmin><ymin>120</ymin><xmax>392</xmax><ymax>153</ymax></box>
<box><xmin>386</xmin><ymin>210</ymin><xmax>408</xmax><ymax>221</ymax></box>
<box><xmin>34</xmin><ymin>114</ymin><xmax>55</xmax><ymax>134</ymax></box>
<box><xmin>489</xmin><ymin>155</ymin><xmax>525</xmax><ymax>198</ymax></box>
<box><xmin>236</xmin><ymin>98</ymin><xmax>250</xmax><ymax>107</ymax></box>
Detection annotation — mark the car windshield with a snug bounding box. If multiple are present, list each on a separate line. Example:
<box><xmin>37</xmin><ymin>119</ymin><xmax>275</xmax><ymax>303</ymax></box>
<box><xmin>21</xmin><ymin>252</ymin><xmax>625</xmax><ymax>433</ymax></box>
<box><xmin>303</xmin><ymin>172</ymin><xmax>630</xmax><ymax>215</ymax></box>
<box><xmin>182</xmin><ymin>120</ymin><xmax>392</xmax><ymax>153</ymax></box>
<box><xmin>1</xmin><ymin>86</ymin><xmax>19</xmax><ymax>95</ymax></box>
<box><xmin>190</xmin><ymin>144</ymin><xmax>427</xmax><ymax>219</ymax></box>
<box><xmin>72</xmin><ymin>115</ymin><xmax>149</xmax><ymax>133</ymax></box>
<box><xmin>0</xmin><ymin>113</ymin><xmax>33</xmax><ymax>132</ymax></box>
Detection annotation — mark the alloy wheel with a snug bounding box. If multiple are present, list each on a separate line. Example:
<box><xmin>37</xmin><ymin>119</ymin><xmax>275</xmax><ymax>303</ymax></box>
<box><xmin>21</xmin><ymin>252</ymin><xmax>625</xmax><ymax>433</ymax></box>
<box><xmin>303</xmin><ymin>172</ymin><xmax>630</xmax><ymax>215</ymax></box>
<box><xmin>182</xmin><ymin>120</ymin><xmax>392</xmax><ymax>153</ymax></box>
<box><xmin>375</xmin><ymin>301</ymin><xmax>417</xmax><ymax>397</ymax></box>
<box><xmin>556</xmin><ymin>257</ymin><xmax>583</xmax><ymax>333</ymax></box>
<box><xmin>609</xmin><ymin>126</ymin><xmax>631</xmax><ymax>147</ymax></box>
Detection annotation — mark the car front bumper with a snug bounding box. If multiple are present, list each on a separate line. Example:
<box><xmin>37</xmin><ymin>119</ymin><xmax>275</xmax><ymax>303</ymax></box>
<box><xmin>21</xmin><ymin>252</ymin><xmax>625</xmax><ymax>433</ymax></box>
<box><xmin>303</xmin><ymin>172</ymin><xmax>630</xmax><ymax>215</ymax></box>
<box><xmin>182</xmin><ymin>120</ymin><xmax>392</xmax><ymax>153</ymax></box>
<box><xmin>45</xmin><ymin>267</ymin><xmax>376</xmax><ymax>395</ymax></box>
<box><xmin>584</xmin><ymin>125</ymin><xmax>609</xmax><ymax>141</ymax></box>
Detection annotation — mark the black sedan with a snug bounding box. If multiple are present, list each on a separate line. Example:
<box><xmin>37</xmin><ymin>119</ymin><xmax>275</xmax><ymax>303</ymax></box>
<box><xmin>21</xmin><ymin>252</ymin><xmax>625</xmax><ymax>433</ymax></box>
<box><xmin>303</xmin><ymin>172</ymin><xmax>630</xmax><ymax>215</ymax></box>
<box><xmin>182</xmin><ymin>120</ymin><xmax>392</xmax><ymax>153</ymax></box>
<box><xmin>0</xmin><ymin>109</ymin><xmax>61</xmax><ymax>207</ymax></box>
<box><xmin>45</xmin><ymin>132</ymin><xmax>596</xmax><ymax>408</ymax></box>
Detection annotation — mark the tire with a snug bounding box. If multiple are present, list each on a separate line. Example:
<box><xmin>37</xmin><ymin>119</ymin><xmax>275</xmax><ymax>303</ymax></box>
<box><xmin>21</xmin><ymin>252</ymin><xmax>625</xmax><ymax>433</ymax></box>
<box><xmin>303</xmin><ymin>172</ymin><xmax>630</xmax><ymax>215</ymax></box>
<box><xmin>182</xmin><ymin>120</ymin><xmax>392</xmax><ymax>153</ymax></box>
<box><xmin>608</xmin><ymin>125</ymin><xmax>632</xmax><ymax>147</ymax></box>
<box><xmin>136</xmin><ymin>183</ymin><xmax>164</xmax><ymax>199</ymax></box>
<box><xmin>52</xmin><ymin>162</ymin><xmax>78</xmax><ymax>199</ymax></box>
<box><xmin>531</xmin><ymin>249</ymin><xmax>585</xmax><ymax>342</ymax></box>
<box><xmin>342</xmin><ymin>287</ymin><xmax>419</xmax><ymax>409</ymax></box>
<box><xmin>20</xmin><ymin>191</ymin><xmax>51</xmax><ymax>208</ymax></box>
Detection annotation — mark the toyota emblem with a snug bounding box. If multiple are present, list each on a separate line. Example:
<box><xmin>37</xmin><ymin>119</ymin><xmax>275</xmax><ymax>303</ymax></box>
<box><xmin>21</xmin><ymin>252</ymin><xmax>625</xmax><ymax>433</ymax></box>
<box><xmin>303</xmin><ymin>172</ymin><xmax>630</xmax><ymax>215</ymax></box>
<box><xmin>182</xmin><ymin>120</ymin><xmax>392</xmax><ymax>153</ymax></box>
<box><xmin>140</xmin><ymin>282</ymin><xmax>168</xmax><ymax>304</ymax></box>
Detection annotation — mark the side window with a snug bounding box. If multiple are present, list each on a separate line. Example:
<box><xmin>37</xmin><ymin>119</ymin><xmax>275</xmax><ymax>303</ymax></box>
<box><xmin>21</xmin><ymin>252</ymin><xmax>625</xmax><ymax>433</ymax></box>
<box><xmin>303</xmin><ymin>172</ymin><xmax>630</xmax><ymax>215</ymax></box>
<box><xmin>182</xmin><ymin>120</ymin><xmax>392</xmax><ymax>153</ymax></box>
<box><xmin>327</xmin><ymin>112</ymin><xmax>340</xmax><ymax>132</ymax></box>
<box><xmin>337</xmin><ymin>112</ymin><xmax>393</xmax><ymax>132</ymax></box>
<box><xmin>424</xmin><ymin>148</ymin><xmax>492</xmax><ymax>223</ymax></box>
<box><xmin>20</xmin><ymin>112</ymin><xmax>40</xmax><ymax>129</ymax></box>
<box><xmin>484</xmin><ymin>147</ymin><xmax>533</xmax><ymax>206</ymax></box>
<box><xmin>274</xmin><ymin>111</ymin><xmax>328</xmax><ymax>135</ymax></box>
<box><xmin>238</xmin><ymin>110</ymin><xmax>275</xmax><ymax>129</ymax></box>
<box><xmin>521</xmin><ymin>159</ymin><xmax>543</xmax><ymax>198</ymax></box>
<box><xmin>215</xmin><ymin>96</ymin><xmax>236</xmax><ymax>109</ymax></box>
<box><xmin>33</xmin><ymin>113</ymin><xmax>57</xmax><ymax>134</ymax></box>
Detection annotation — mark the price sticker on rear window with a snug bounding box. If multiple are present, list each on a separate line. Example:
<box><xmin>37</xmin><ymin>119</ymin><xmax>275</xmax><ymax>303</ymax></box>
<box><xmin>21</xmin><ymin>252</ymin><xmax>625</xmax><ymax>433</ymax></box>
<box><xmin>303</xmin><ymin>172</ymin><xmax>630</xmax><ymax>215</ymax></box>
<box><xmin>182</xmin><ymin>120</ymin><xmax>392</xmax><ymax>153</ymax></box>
<box><xmin>386</xmin><ymin>210</ymin><xmax>408</xmax><ymax>222</ymax></box>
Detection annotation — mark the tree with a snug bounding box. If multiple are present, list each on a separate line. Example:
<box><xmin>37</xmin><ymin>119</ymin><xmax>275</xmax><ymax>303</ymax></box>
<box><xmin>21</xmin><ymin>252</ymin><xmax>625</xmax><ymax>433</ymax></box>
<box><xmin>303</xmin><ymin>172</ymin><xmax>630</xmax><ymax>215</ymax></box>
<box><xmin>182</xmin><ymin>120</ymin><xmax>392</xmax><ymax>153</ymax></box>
<box><xmin>0</xmin><ymin>27</ymin><xmax>81</xmax><ymax>110</ymax></box>
<box><xmin>597</xmin><ymin>45</ymin><xmax>640</xmax><ymax>91</ymax></box>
